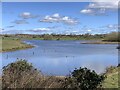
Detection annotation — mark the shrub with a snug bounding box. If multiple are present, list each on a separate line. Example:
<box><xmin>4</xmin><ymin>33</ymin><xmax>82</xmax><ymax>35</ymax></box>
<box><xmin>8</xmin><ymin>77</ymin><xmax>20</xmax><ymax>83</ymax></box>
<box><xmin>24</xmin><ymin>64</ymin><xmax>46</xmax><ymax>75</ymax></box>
<box><xmin>2</xmin><ymin>60</ymin><xmax>36</xmax><ymax>88</ymax></box>
<box><xmin>64</xmin><ymin>67</ymin><xmax>105</xmax><ymax>90</ymax></box>
<box><xmin>2</xmin><ymin>60</ymin><xmax>64</xmax><ymax>89</ymax></box>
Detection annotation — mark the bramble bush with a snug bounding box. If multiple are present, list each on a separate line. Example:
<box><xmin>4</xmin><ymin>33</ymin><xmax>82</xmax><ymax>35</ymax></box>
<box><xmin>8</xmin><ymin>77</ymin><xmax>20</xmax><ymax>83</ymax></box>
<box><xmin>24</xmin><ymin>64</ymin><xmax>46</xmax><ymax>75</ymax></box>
<box><xmin>2</xmin><ymin>60</ymin><xmax>64</xmax><ymax>89</ymax></box>
<box><xmin>64</xmin><ymin>67</ymin><xmax>105</xmax><ymax>90</ymax></box>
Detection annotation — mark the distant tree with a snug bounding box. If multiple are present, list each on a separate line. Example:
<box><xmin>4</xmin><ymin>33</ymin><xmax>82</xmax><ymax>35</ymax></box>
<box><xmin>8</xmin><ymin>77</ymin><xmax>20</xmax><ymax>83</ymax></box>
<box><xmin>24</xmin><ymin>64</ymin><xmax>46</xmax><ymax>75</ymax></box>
<box><xmin>4</xmin><ymin>34</ymin><xmax>10</xmax><ymax>37</ymax></box>
<box><xmin>104</xmin><ymin>32</ymin><xmax>120</xmax><ymax>42</ymax></box>
<box><xmin>43</xmin><ymin>34</ymin><xmax>53</xmax><ymax>40</ymax></box>
<box><xmin>64</xmin><ymin>67</ymin><xmax>105</xmax><ymax>90</ymax></box>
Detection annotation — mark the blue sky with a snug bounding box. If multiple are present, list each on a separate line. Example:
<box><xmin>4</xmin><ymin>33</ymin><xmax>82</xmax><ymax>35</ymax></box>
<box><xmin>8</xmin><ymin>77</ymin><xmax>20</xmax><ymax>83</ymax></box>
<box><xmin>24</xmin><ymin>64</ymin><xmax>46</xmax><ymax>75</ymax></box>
<box><xmin>1</xmin><ymin>2</ymin><xmax>118</xmax><ymax>34</ymax></box>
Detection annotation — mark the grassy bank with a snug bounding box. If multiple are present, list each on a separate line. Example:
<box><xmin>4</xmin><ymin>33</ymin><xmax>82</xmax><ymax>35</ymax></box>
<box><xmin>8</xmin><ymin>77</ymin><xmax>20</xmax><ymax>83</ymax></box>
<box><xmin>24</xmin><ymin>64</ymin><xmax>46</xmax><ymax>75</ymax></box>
<box><xmin>1</xmin><ymin>37</ymin><xmax>34</xmax><ymax>52</ymax></box>
<box><xmin>102</xmin><ymin>66</ymin><xmax>119</xmax><ymax>88</ymax></box>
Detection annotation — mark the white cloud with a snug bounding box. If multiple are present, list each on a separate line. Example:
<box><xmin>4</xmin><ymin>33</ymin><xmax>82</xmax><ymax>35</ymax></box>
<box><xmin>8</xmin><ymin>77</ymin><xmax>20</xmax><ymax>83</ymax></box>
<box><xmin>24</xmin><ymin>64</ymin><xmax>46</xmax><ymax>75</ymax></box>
<box><xmin>52</xmin><ymin>13</ymin><xmax>60</xmax><ymax>18</ymax></box>
<box><xmin>88</xmin><ymin>2</ymin><xmax>118</xmax><ymax>9</ymax></box>
<box><xmin>20</xmin><ymin>12</ymin><xmax>38</xmax><ymax>19</ymax></box>
<box><xmin>31</xmin><ymin>28</ymin><xmax>51</xmax><ymax>32</ymax></box>
<box><xmin>106</xmin><ymin>24</ymin><xmax>120</xmax><ymax>30</ymax></box>
<box><xmin>72</xmin><ymin>31</ymin><xmax>78</xmax><ymax>33</ymax></box>
<box><xmin>62</xmin><ymin>16</ymin><xmax>69</xmax><ymax>21</ymax></box>
<box><xmin>40</xmin><ymin>13</ymin><xmax>78</xmax><ymax>25</ymax></box>
<box><xmin>62</xmin><ymin>16</ymin><xmax>78</xmax><ymax>25</ymax></box>
<box><xmin>40</xmin><ymin>15</ymin><xmax>60</xmax><ymax>23</ymax></box>
<box><xmin>80</xmin><ymin>0</ymin><xmax>119</xmax><ymax>15</ymax></box>
<box><xmin>80</xmin><ymin>9</ymin><xmax>94</xmax><ymax>14</ymax></box>
<box><xmin>87</xmin><ymin>29</ymin><xmax>92</xmax><ymax>32</ymax></box>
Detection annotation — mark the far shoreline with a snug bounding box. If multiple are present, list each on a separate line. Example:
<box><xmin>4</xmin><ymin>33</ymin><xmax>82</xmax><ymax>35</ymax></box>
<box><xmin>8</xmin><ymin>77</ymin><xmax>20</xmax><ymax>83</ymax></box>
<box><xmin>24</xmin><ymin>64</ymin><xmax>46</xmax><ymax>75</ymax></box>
<box><xmin>81</xmin><ymin>41</ymin><xmax>119</xmax><ymax>44</ymax></box>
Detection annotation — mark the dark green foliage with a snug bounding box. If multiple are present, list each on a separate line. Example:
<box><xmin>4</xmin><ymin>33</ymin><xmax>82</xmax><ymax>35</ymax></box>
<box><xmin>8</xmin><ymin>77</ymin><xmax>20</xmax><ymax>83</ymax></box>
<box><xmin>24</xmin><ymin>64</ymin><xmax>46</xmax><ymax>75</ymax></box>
<box><xmin>4</xmin><ymin>34</ymin><xmax>10</xmax><ymax>37</ymax></box>
<box><xmin>64</xmin><ymin>67</ymin><xmax>105</xmax><ymax>90</ymax></box>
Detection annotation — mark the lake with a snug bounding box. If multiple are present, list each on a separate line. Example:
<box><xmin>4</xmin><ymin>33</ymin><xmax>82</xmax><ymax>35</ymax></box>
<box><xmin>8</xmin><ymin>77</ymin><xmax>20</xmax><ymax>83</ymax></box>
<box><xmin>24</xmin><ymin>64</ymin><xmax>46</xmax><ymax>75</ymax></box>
<box><xmin>1</xmin><ymin>40</ymin><xmax>118</xmax><ymax>76</ymax></box>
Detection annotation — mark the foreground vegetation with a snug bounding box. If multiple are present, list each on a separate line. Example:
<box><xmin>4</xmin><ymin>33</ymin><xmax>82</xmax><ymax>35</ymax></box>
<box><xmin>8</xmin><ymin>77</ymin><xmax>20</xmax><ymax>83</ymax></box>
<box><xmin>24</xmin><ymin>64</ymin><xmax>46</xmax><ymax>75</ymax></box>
<box><xmin>2</xmin><ymin>60</ymin><xmax>119</xmax><ymax>89</ymax></box>
<box><xmin>2</xmin><ymin>60</ymin><xmax>64</xmax><ymax>88</ymax></box>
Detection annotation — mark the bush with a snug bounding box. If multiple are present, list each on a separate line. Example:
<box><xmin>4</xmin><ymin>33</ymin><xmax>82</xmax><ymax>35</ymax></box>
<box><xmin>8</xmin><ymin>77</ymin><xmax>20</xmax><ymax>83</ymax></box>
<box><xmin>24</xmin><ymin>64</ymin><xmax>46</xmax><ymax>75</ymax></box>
<box><xmin>64</xmin><ymin>67</ymin><xmax>105</xmax><ymax>90</ymax></box>
<box><xmin>2</xmin><ymin>60</ymin><xmax>37</xmax><ymax>88</ymax></box>
<box><xmin>2</xmin><ymin>60</ymin><xmax>64</xmax><ymax>89</ymax></box>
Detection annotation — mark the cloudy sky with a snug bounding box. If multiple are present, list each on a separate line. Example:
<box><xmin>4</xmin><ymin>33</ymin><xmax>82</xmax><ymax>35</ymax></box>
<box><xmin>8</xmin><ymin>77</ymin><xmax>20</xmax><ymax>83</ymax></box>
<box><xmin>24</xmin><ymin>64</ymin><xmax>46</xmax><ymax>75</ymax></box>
<box><xmin>1</xmin><ymin>1</ymin><xmax>119</xmax><ymax>34</ymax></box>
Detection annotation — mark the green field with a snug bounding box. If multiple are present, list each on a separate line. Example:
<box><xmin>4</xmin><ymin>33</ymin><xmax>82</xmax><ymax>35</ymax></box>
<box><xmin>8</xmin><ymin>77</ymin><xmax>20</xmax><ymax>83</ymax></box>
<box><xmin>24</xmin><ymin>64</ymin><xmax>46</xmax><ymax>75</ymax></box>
<box><xmin>1</xmin><ymin>37</ymin><xmax>33</xmax><ymax>52</ymax></box>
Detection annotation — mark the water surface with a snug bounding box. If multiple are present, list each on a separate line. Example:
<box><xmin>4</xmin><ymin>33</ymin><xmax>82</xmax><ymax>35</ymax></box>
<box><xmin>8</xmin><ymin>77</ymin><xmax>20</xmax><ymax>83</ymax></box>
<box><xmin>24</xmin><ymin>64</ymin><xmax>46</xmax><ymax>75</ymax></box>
<box><xmin>2</xmin><ymin>40</ymin><xmax>118</xmax><ymax>76</ymax></box>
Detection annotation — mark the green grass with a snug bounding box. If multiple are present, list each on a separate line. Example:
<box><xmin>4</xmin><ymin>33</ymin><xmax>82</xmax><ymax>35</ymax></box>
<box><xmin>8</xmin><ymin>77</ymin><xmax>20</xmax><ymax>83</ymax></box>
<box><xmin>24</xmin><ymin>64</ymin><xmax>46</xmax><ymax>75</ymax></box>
<box><xmin>102</xmin><ymin>66</ymin><xmax>119</xmax><ymax>88</ymax></box>
<box><xmin>1</xmin><ymin>37</ymin><xmax>33</xmax><ymax>52</ymax></box>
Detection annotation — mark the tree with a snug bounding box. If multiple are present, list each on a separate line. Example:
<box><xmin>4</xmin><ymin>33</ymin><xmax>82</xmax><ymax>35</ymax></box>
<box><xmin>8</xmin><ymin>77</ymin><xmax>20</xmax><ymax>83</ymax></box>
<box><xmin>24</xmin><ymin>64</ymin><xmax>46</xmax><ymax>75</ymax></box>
<box><xmin>64</xmin><ymin>67</ymin><xmax>105</xmax><ymax>90</ymax></box>
<box><xmin>104</xmin><ymin>32</ymin><xmax>120</xmax><ymax>42</ymax></box>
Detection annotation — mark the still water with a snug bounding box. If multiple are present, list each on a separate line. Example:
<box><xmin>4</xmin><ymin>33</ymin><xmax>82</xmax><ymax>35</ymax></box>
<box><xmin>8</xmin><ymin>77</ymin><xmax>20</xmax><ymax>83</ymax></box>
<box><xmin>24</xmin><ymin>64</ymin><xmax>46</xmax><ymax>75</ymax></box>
<box><xmin>2</xmin><ymin>40</ymin><xmax>118</xmax><ymax>76</ymax></box>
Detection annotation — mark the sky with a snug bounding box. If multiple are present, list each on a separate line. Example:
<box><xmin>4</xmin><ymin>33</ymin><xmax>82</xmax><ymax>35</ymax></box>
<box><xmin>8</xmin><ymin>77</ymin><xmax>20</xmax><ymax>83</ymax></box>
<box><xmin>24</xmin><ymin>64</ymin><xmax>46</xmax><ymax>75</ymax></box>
<box><xmin>1</xmin><ymin>1</ymin><xmax>119</xmax><ymax>34</ymax></box>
